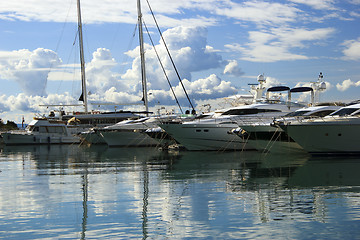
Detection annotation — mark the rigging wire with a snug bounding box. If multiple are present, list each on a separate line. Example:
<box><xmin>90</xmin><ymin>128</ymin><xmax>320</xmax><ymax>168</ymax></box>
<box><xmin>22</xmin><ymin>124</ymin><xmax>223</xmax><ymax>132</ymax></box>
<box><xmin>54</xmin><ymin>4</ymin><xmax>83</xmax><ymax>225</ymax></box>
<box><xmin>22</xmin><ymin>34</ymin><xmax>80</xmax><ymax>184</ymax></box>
<box><xmin>118</xmin><ymin>24</ymin><xmax>138</xmax><ymax>75</ymax></box>
<box><xmin>142</xmin><ymin>20</ymin><xmax>183</xmax><ymax>114</ymax></box>
<box><xmin>40</xmin><ymin>0</ymin><xmax>75</xmax><ymax>98</ymax></box>
<box><xmin>145</xmin><ymin>0</ymin><xmax>196</xmax><ymax>113</ymax></box>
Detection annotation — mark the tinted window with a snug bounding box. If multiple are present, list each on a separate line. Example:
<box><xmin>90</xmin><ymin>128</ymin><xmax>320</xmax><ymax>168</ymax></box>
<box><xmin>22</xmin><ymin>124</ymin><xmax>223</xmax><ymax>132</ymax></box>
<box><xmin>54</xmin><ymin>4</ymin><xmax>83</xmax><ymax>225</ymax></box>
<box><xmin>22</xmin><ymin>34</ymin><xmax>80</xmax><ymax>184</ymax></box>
<box><xmin>330</xmin><ymin>108</ymin><xmax>358</xmax><ymax>116</ymax></box>
<box><xmin>284</xmin><ymin>110</ymin><xmax>310</xmax><ymax>117</ymax></box>
<box><xmin>221</xmin><ymin>108</ymin><xmax>281</xmax><ymax>115</ymax></box>
<box><xmin>309</xmin><ymin>110</ymin><xmax>335</xmax><ymax>117</ymax></box>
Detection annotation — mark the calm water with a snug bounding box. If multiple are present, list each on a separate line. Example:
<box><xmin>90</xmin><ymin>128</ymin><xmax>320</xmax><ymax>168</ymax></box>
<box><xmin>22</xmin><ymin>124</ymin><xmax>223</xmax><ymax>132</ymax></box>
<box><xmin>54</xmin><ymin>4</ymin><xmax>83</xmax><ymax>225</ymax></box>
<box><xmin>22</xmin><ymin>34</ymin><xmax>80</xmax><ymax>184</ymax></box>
<box><xmin>0</xmin><ymin>145</ymin><xmax>360</xmax><ymax>239</ymax></box>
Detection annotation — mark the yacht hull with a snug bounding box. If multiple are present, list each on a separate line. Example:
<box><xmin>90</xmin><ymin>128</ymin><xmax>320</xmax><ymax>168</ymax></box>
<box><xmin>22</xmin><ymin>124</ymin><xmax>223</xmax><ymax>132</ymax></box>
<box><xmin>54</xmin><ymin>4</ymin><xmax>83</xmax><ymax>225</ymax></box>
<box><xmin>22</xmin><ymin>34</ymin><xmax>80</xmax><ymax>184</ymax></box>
<box><xmin>1</xmin><ymin>132</ymin><xmax>80</xmax><ymax>145</ymax></box>
<box><xmin>160</xmin><ymin>123</ymin><xmax>255</xmax><ymax>151</ymax></box>
<box><xmin>241</xmin><ymin>124</ymin><xmax>305</xmax><ymax>154</ymax></box>
<box><xmin>80</xmin><ymin>131</ymin><xmax>106</xmax><ymax>144</ymax></box>
<box><xmin>100</xmin><ymin>130</ymin><xmax>161</xmax><ymax>147</ymax></box>
<box><xmin>282</xmin><ymin>119</ymin><xmax>360</xmax><ymax>154</ymax></box>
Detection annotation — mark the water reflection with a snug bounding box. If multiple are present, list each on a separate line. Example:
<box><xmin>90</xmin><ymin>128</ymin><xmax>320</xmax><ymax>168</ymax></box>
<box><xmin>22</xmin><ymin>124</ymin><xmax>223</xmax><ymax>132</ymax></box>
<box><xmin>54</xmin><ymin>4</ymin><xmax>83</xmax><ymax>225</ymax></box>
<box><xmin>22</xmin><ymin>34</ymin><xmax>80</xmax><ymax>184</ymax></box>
<box><xmin>0</xmin><ymin>145</ymin><xmax>359</xmax><ymax>239</ymax></box>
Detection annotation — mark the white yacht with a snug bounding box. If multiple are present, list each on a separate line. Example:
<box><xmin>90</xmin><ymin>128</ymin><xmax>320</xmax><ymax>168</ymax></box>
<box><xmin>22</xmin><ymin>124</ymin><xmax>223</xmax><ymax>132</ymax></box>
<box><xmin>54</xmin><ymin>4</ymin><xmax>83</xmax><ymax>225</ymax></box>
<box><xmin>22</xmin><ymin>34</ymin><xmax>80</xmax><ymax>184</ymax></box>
<box><xmin>96</xmin><ymin>116</ymin><xmax>177</xmax><ymax>147</ymax></box>
<box><xmin>276</xmin><ymin>103</ymin><xmax>360</xmax><ymax>155</ymax></box>
<box><xmin>158</xmin><ymin>74</ymin><xmax>307</xmax><ymax>151</ymax></box>
<box><xmin>72</xmin><ymin>111</ymin><xmax>145</xmax><ymax>144</ymax></box>
<box><xmin>239</xmin><ymin>104</ymin><xmax>342</xmax><ymax>153</ymax></box>
<box><xmin>1</xmin><ymin>118</ymin><xmax>80</xmax><ymax>145</ymax></box>
<box><xmin>159</xmin><ymin>75</ymin><xmax>307</xmax><ymax>151</ymax></box>
<box><xmin>159</xmin><ymin>101</ymin><xmax>303</xmax><ymax>151</ymax></box>
<box><xmin>233</xmin><ymin>74</ymin><xmax>334</xmax><ymax>153</ymax></box>
<box><xmin>42</xmin><ymin>0</ymin><xmax>150</xmax><ymax>145</ymax></box>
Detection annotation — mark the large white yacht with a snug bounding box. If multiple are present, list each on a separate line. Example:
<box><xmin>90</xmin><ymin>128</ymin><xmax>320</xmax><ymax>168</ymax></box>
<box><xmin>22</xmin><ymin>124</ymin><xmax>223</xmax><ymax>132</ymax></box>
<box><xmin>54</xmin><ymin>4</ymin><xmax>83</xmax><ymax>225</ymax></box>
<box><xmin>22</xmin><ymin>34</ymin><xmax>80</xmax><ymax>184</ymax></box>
<box><xmin>239</xmin><ymin>104</ymin><xmax>342</xmax><ymax>153</ymax></box>
<box><xmin>1</xmin><ymin>118</ymin><xmax>80</xmax><ymax>145</ymax></box>
<box><xmin>159</xmin><ymin>75</ymin><xmax>304</xmax><ymax>151</ymax></box>
<box><xmin>276</xmin><ymin>103</ymin><xmax>360</xmax><ymax>155</ymax></box>
<box><xmin>233</xmin><ymin>73</ymin><xmax>334</xmax><ymax>153</ymax></box>
<box><xmin>159</xmin><ymin>103</ymin><xmax>301</xmax><ymax>151</ymax></box>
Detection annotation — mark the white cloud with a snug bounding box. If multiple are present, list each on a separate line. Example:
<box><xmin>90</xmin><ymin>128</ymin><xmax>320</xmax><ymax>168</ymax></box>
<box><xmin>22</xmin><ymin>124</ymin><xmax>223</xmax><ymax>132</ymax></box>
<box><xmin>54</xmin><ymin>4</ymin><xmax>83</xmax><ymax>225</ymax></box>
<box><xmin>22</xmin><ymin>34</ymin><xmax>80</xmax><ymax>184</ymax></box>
<box><xmin>0</xmin><ymin>25</ymin><xmax>239</xmax><ymax>119</ymax></box>
<box><xmin>336</xmin><ymin>79</ymin><xmax>360</xmax><ymax>91</ymax></box>
<box><xmin>0</xmin><ymin>0</ymin><xmax>352</xmax><ymax>30</ymax></box>
<box><xmin>289</xmin><ymin>0</ymin><xmax>336</xmax><ymax>10</ymax></box>
<box><xmin>225</xmin><ymin>27</ymin><xmax>335</xmax><ymax>62</ymax></box>
<box><xmin>173</xmin><ymin>74</ymin><xmax>237</xmax><ymax>100</ymax></box>
<box><xmin>0</xmin><ymin>48</ymin><xmax>61</xmax><ymax>96</ymax></box>
<box><xmin>0</xmin><ymin>0</ymin><xmax>219</xmax><ymax>28</ymax></box>
<box><xmin>341</xmin><ymin>38</ymin><xmax>360</xmax><ymax>60</ymax></box>
<box><xmin>86</xmin><ymin>48</ymin><xmax>127</xmax><ymax>95</ymax></box>
<box><xmin>215</xmin><ymin>1</ymin><xmax>301</xmax><ymax>26</ymax></box>
<box><xmin>263</xmin><ymin>76</ymin><xmax>283</xmax><ymax>89</ymax></box>
<box><xmin>223</xmin><ymin>60</ymin><xmax>244</xmax><ymax>77</ymax></box>
<box><xmin>121</xmin><ymin>26</ymin><xmax>224</xmax><ymax>94</ymax></box>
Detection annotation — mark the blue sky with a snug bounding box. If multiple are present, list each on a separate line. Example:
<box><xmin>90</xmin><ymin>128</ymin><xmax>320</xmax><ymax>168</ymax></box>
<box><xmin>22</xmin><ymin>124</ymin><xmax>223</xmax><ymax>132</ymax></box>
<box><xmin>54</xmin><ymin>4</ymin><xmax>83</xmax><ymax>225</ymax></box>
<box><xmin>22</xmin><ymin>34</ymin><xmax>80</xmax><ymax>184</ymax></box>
<box><xmin>0</xmin><ymin>0</ymin><xmax>360</xmax><ymax>122</ymax></box>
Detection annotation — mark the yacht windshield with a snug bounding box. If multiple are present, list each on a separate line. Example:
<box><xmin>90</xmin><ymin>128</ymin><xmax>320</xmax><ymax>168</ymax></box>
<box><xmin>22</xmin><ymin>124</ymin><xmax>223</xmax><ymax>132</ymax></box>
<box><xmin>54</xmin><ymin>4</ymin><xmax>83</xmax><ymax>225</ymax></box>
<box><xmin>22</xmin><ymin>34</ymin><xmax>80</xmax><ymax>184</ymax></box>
<box><xmin>330</xmin><ymin>108</ymin><xmax>358</xmax><ymax>116</ymax></box>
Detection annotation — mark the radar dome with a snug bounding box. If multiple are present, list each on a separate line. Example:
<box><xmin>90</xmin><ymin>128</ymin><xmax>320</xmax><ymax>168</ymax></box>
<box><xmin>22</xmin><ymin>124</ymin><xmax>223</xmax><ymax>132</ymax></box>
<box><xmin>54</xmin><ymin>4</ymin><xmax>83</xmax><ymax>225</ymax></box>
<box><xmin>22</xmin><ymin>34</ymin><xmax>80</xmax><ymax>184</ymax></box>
<box><xmin>257</xmin><ymin>74</ymin><xmax>265</xmax><ymax>82</ymax></box>
<box><xmin>319</xmin><ymin>82</ymin><xmax>326</xmax><ymax>90</ymax></box>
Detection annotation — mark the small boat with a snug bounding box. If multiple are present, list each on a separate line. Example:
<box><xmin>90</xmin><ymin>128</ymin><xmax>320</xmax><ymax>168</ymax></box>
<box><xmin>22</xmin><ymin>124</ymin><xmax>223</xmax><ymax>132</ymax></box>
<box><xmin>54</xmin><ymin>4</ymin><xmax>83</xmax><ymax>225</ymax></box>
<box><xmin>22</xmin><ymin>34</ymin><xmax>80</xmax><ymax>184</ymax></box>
<box><xmin>1</xmin><ymin>118</ymin><xmax>80</xmax><ymax>145</ymax></box>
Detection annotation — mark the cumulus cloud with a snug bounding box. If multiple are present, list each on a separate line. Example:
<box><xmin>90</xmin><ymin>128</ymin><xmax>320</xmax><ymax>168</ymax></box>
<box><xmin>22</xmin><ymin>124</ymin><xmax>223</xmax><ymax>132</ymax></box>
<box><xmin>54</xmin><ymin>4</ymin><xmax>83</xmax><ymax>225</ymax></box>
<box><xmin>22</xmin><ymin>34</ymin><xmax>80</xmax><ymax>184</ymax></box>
<box><xmin>341</xmin><ymin>38</ymin><xmax>360</xmax><ymax>61</ymax></box>
<box><xmin>225</xmin><ymin>27</ymin><xmax>335</xmax><ymax>62</ymax></box>
<box><xmin>120</xmin><ymin>26</ymin><xmax>224</xmax><ymax>98</ymax></box>
<box><xmin>263</xmin><ymin>76</ymin><xmax>283</xmax><ymax>88</ymax></box>
<box><xmin>336</xmin><ymin>79</ymin><xmax>360</xmax><ymax>91</ymax></box>
<box><xmin>0</xmin><ymin>25</ymin><xmax>237</xmax><ymax>119</ymax></box>
<box><xmin>223</xmin><ymin>60</ymin><xmax>244</xmax><ymax>77</ymax></box>
<box><xmin>86</xmin><ymin>48</ymin><xmax>128</xmax><ymax>95</ymax></box>
<box><xmin>0</xmin><ymin>92</ymin><xmax>82</xmax><ymax>122</ymax></box>
<box><xmin>160</xmin><ymin>26</ymin><xmax>222</xmax><ymax>75</ymax></box>
<box><xmin>0</xmin><ymin>48</ymin><xmax>61</xmax><ymax>96</ymax></box>
<box><xmin>173</xmin><ymin>74</ymin><xmax>237</xmax><ymax>100</ymax></box>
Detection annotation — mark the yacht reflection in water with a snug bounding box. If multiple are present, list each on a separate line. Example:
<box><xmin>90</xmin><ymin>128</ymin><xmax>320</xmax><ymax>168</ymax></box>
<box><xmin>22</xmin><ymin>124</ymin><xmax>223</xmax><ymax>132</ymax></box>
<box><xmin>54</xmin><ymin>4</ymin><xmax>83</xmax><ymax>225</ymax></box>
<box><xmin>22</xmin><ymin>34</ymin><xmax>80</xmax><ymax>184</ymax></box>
<box><xmin>1</xmin><ymin>145</ymin><xmax>360</xmax><ymax>238</ymax></box>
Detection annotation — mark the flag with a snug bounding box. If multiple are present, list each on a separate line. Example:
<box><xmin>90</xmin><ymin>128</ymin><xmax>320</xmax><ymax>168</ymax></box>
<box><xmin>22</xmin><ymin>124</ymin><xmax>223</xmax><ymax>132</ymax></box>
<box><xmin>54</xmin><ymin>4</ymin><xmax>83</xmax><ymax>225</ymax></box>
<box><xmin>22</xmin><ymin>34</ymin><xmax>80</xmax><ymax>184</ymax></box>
<box><xmin>79</xmin><ymin>93</ymin><xmax>84</xmax><ymax>102</ymax></box>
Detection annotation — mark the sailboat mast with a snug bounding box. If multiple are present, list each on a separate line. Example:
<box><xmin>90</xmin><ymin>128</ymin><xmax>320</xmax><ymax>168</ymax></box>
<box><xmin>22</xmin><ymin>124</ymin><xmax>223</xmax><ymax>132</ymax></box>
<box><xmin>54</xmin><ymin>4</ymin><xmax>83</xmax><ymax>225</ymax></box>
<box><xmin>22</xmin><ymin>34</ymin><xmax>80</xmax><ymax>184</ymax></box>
<box><xmin>137</xmin><ymin>0</ymin><xmax>149</xmax><ymax>114</ymax></box>
<box><xmin>77</xmin><ymin>0</ymin><xmax>88</xmax><ymax>113</ymax></box>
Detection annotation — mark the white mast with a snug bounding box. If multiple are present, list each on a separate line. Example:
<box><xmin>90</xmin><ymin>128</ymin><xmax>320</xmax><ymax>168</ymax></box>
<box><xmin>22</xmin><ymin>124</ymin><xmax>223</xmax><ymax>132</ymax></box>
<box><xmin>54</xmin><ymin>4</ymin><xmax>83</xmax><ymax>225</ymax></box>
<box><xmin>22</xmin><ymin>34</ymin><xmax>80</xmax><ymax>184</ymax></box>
<box><xmin>137</xmin><ymin>0</ymin><xmax>149</xmax><ymax>114</ymax></box>
<box><xmin>77</xmin><ymin>0</ymin><xmax>88</xmax><ymax>113</ymax></box>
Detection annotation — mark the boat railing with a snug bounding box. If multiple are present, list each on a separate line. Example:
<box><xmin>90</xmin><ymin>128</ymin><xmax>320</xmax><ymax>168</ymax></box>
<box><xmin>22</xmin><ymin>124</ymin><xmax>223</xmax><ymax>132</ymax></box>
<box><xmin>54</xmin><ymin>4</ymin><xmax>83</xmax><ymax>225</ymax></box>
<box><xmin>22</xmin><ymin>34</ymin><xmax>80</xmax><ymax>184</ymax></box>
<box><xmin>231</xmin><ymin>115</ymin><xmax>278</xmax><ymax>126</ymax></box>
<box><xmin>275</xmin><ymin>114</ymin><xmax>360</xmax><ymax>125</ymax></box>
<box><xmin>315</xmin><ymin>114</ymin><xmax>360</xmax><ymax>122</ymax></box>
<box><xmin>2</xmin><ymin>129</ymin><xmax>28</xmax><ymax>134</ymax></box>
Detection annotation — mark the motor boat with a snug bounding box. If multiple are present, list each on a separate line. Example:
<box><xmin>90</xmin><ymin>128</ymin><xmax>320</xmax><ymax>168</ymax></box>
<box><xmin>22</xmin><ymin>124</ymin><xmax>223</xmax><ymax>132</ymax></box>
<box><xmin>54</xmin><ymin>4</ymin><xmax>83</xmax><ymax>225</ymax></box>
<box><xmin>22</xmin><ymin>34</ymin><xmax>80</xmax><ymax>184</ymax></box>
<box><xmin>159</xmin><ymin>101</ymin><xmax>304</xmax><ymax>151</ymax></box>
<box><xmin>95</xmin><ymin>115</ymin><xmax>179</xmax><ymax>147</ymax></box>
<box><xmin>1</xmin><ymin>118</ymin><xmax>80</xmax><ymax>145</ymax></box>
<box><xmin>238</xmin><ymin>104</ymin><xmax>343</xmax><ymax>153</ymax></box>
<box><xmin>159</xmin><ymin>76</ymin><xmax>306</xmax><ymax>151</ymax></box>
<box><xmin>275</xmin><ymin>103</ymin><xmax>360</xmax><ymax>155</ymax></box>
